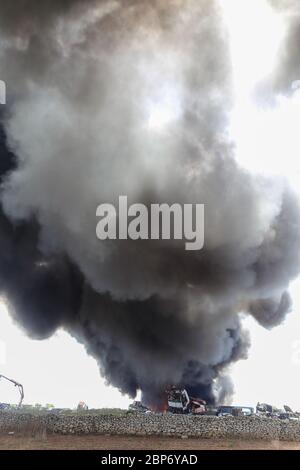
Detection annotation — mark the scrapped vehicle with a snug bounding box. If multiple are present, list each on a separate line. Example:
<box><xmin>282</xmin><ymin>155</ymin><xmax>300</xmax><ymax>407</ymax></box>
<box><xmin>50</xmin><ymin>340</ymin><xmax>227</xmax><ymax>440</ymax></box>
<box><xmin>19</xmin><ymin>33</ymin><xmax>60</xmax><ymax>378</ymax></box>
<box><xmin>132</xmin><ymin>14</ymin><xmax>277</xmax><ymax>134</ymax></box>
<box><xmin>190</xmin><ymin>397</ymin><xmax>207</xmax><ymax>414</ymax></box>
<box><xmin>128</xmin><ymin>400</ymin><xmax>149</xmax><ymax>413</ymax></box>
<box><xmin>278</xmin><ymin>412</ymin><xmax>291</xmax><ymax>420</ymax></box>
<box><xmin>240</xmin><ymin>407</ymin><xmax>254</xmax><ymax>416</ymax></box>
<box><xmin>217</xmin><ymin>406</ymin><xmax>254</xmax><ymax>417</ymax></box>
<box><xmin>281</xmin><ymin>405</ymin><xmax>300</xmax><ymax>421</ymax></box>
<box><xmin>166</xmin><ymin>387</ymin><xmax>189</xmax><ymax>414</ymax></box>
<box><xmin>217</xmin><ymin>406</ymin><xmax>235</xmax><ymax>417</ymax></box>
<box><xmin>256</xmin><ymin>402</ymin><xmax>275</xmax><ymax>416</ymax></box>
<box><xmin>287</xmin><ymin>415</ymin><xmax>300</xmax><ymax>421</ymax></box>
<box><xmin>166</xmin><ymin>386</ymin><xmax>206</xmax><ymax>414</ymax></box>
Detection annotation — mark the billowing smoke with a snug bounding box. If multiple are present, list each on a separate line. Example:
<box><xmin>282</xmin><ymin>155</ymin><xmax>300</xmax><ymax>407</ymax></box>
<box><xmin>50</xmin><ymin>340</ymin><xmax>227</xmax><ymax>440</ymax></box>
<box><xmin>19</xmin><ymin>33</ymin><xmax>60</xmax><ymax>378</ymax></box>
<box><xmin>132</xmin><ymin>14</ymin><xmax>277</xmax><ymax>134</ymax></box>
<box><xmin>0</xmin><ymin>0</ymin><xmax>300</xmax><ymax>405</ymax></box>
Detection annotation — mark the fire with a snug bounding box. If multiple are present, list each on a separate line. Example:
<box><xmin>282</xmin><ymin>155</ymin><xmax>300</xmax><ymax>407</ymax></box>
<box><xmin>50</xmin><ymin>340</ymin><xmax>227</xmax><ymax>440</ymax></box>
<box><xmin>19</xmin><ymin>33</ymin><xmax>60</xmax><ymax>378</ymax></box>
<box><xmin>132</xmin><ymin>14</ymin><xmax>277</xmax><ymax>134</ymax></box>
<box><xmin>148</xmin><ymin>401</ymin><xmax>168</xmax><ymax>413</ymax></box>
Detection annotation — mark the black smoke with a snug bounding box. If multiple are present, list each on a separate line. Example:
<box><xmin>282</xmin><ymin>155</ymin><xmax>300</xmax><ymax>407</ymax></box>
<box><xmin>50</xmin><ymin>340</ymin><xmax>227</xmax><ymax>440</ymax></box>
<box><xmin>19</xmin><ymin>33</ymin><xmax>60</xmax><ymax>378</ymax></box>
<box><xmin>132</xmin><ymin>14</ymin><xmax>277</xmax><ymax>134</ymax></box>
<box><xmin>0</xmin><ymin>0</ymin><xmax>299</xmax><ymax>405</ymax></box>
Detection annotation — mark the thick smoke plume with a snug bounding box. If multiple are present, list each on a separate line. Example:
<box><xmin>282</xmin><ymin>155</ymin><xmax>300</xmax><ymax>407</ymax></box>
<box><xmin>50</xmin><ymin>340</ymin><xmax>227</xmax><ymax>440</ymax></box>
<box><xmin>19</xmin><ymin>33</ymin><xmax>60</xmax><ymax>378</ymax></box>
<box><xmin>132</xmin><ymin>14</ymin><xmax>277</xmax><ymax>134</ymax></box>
<box><xmin>0</xmin><ymin>0</ymin><xmax>300</xmax><ymax>405</ymax></box>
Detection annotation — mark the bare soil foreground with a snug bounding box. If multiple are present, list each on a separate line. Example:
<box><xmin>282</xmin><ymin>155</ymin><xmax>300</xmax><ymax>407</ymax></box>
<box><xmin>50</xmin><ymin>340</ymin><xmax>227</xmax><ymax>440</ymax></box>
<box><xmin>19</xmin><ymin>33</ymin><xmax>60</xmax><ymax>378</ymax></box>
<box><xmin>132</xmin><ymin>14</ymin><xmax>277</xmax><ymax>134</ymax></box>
<box><xmin>1</xmin><ymin>435</ymin><xmax>300</xmax><ymax>450</ymax></box>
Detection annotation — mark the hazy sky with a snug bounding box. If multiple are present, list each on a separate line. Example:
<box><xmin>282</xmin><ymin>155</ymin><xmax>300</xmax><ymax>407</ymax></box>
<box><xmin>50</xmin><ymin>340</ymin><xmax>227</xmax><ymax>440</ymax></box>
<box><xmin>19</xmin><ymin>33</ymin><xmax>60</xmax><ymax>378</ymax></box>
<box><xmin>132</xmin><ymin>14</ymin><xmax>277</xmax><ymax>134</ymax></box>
<box><xmin>1</xmin><ymin>0</ymin><xmax>300</xmax><ymax>411</ymax></box>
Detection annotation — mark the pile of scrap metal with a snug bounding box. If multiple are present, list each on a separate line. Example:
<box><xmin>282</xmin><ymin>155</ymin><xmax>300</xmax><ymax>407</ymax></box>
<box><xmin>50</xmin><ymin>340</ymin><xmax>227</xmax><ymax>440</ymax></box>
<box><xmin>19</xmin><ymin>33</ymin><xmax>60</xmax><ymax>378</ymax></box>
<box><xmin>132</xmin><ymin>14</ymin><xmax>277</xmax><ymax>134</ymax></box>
<box><xmin>128</xmin><ymin>390</ymin><xmax>300</xmax><ymax>420</ymax></box>
<box><xmin>256</xmin><ymin>402</ymin><xmax>300</xmax><ymax>420</ymax></box>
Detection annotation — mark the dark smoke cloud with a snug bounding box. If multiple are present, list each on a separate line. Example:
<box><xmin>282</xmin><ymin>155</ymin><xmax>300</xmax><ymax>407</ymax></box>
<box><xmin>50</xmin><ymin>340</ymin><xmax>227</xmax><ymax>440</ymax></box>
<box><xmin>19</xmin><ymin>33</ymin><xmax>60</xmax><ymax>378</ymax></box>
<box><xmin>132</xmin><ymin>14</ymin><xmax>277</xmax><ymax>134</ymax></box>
<box><xmin>0</xmin><ymin>0</ymin><xmax>300</xmax><ymax>404</ymax></box>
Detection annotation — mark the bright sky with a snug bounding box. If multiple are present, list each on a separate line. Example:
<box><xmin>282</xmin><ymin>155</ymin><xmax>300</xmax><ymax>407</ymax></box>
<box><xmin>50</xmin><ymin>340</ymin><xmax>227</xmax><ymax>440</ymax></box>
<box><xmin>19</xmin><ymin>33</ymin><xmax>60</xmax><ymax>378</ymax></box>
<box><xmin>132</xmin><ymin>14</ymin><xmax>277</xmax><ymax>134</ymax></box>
<box><xmin>0</xmin><ymin>303</ymin><xmax>130</xmax><ymax>409</ymax></box>
<box><xmin>1</xmin><ymin>0</ymin><xmax>300</xmax><ymax>411</ymax></box>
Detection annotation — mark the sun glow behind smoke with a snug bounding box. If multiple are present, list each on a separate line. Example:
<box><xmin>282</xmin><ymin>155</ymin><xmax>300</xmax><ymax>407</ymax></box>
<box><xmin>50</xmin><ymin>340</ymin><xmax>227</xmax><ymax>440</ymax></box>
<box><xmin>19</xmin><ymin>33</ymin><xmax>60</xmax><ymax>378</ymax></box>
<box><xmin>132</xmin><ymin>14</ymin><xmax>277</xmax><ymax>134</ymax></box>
<box><xmin>147</xmin><ymin>102</ymin><xmax>177</xmax><ymax>130</ymax></box>
<box><xmin>146</xmin><ymin>85</ymin><xmax>182</xmax><ymax>131</ymax></box>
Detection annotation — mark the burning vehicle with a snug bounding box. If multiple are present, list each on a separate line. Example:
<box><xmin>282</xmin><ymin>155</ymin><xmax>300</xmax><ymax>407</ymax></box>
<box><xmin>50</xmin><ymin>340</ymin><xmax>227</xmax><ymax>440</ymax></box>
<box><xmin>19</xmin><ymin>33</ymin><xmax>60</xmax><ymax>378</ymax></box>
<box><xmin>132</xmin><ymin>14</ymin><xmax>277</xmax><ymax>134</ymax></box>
<box><xmin>166</xmin><ymin>386</ymin><xmax>206</xmax><ymax>415</ymax></box>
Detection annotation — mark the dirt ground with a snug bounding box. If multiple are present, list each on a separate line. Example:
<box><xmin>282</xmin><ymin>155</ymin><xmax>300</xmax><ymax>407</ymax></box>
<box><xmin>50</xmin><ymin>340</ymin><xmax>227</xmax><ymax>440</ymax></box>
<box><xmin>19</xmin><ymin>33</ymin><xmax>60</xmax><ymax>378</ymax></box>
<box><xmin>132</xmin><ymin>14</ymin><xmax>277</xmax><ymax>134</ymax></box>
<box><xmin>1</xmin><ymin>434</ymin><xmax>300</xmax><ymax>450</ymax></box>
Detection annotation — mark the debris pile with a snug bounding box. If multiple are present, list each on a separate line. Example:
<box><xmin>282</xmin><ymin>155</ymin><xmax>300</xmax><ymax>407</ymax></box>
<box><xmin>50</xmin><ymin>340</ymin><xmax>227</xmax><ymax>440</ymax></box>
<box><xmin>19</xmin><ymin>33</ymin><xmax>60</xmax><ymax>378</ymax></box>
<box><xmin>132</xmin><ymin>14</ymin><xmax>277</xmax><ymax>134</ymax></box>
<box><xmin>127</xmin><ymin>391</ymin><xmax>300</xmax><ymax>422</ymax></box>
<box><xmin>256</xmin><ymin>403</ymin><xmax>300</xmax><ymax>421</ymax></box>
